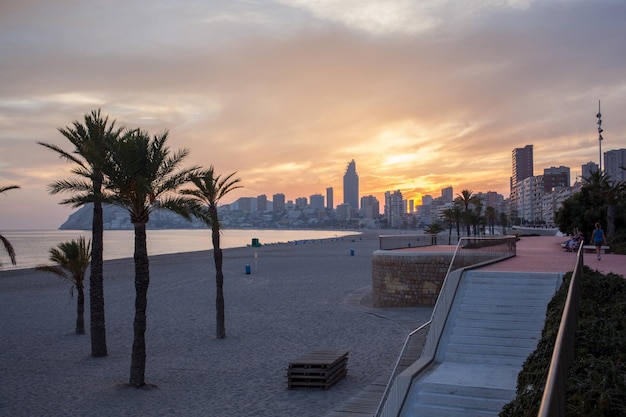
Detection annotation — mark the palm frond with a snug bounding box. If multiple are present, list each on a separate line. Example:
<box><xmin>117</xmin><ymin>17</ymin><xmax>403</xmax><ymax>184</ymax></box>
<box><xmin>1</xmin><ymin>234</ymin><xmax>17</xmax><ymax>266</ymax></box>
<box><xmin>0</xmin><ymin>185</ymin><xmax>21</xmax><ymax>194</ymax></box>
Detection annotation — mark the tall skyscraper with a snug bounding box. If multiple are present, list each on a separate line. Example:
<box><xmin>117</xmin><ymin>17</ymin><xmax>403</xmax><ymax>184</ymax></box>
<box><xmin>604</xmin><ymin>149</ymin><xmax>626</xmax><ymax>185</ymax></box>
<box><xmin>326</xmin><ymin>187</ymin><xmax>334</xmax><ymax>210</ymax></box>
<box><xmin>511</xmin><ymin>145</ymin><xmax>534</xmax><ymax>207</ymax></box>
<box><xmin>343</xmin><ymin>159</ymin><xmax>359</xmax><ymax>211</ymax></box>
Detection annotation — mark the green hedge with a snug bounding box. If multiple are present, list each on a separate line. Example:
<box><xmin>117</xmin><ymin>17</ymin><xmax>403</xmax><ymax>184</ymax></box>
<box><xmin>500</xmin><ymin>267</ymin><xmax>626</xmax><ymax>417</ymax></box>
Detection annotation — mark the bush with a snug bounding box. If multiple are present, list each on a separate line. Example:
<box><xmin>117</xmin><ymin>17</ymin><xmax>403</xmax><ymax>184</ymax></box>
<box><xmin>500</xmin><ymin>267</ymin><xmax>626</xmax><ymax>417</ymax></box>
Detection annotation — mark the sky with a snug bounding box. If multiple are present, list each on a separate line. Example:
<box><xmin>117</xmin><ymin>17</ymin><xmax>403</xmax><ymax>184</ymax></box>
<box><xmin>1</xmin><ymin>0</ymin><xmax>625</xmax><ymax>230</ymax></box>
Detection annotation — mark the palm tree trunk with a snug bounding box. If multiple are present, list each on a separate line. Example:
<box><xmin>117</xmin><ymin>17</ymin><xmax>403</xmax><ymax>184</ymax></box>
<box><xmin>212</xmin><ymin>220</ymin><xmax>226</xmax><ymax>339</ymax></box>
<box><xmin>606</xmin><ymin>204</ymin><xmax>616</xmax><ymax>240</ymax></box>
<box><xmin>129</xmin><ymin>221</ymin><xmax>150</xmax><ymax>387</ymax></box>
<box><xmin>77</xmin><ymin>284</ymin><xmax>86</xmax><ymax>335</ymax></box>
<box><xmin>90</xmin><ymin>187</ymin><xmax>108</xmax><ymax>357</ymax></box>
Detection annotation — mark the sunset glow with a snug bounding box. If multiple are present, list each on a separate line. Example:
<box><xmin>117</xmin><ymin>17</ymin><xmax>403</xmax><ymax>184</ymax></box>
<box><xmin>1</xmin><ymin>0</ymin><xmax>625</xmax><ymax>229</ymax></box>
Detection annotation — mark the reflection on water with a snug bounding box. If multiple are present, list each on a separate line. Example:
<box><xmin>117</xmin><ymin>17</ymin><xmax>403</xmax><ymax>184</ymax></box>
<box><xmin>1</xmin><ymin>229</ymin><xmax>358</xmax><ymax>271</ymax></box>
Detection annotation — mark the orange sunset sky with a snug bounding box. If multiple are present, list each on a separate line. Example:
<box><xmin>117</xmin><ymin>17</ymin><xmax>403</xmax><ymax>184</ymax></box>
<box><xmin>1</xmin><ymin>0</ymin><xmax>625</xmax><ymax>229</ymax></box>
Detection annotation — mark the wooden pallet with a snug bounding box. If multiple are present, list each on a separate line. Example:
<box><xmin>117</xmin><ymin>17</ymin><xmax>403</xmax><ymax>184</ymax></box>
<box><xmin>287</xmin><ymin>350</ymin><xmax>349</xmax><ymax>390</ymax></box>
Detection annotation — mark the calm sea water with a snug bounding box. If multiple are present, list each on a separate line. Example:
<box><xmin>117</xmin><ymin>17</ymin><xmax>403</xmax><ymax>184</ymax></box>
<box><xmin>1</xmin><ymin>229</ymin><xmax>358</xmax><ymax>271</ymax></box>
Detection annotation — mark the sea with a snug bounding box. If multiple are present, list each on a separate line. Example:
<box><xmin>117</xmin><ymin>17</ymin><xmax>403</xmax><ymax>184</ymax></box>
<box><xmin>1</xmin><ymin>229</ymin><xmax>359</xmax><ymax>271</ymax></box>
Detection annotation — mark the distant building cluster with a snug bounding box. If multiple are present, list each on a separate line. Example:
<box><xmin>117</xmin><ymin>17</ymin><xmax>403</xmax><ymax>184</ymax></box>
<box><xmin>218</xmin><ymin>144</ymin><xmax>625</xmax><ymax>230</ymax></box>
<box><xmin>509</xmin><ymin>145</ymin><xmax>625</xmax><ymax>227</ymax></box>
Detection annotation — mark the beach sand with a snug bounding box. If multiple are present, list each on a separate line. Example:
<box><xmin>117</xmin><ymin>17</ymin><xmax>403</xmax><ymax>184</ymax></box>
<box><xmin>0</xmin><ymin>231</ymin><xmax>431</xmax><ymax>417</ymax></box>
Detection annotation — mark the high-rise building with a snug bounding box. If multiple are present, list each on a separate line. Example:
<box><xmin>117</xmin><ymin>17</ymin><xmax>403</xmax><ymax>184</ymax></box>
<box><xmin>543</xmin><ymin>166</ymin><xmax>570</xmax><ymax>193</ymax></box>
<box><xmin>295</xmin><ymin>197</ymin><xmax>308</xmax><ymax>209</ymax></box>
<box><xmin>272</xmin><ymin>193</ymin><xmax>285</xmax><ymax>212</ymax></box>
<box><xmin>604</xmin><ymin>148</ymin><xmax>626</xmax><ymax>185</ymax></box>
<box><xmin>511</xmin><ymin>145</ymin><xmax>534</xmax><ymax>215</ymax></box>
<box><xmin>326</xmin><ymin>187</ymin><xmax>334</xmax><ymax>210</ymax></box>
<box><xmin>309</xmin><ymin>194</ymin><xmax>324</xmax><ymax>210</ymax></box>
<box><xmin>360</xmin><ymin>195</ymin><xmax>380</xmax><ymax>219</ymax></box>
<box><xmin>385</xmin><ymin>190</ymin><xmax>404</xmax><ymax>228</ymax></box>
<box><xmin>581</xmin><ymin>161</ymin><xmax>599</xmax><ymax>181</ymax></box>
<box><xmin>441</xmin><ymin>186</ymin><xmax>453</xmax><ymax>203</ymax></box>
<box><xmin>343</xmin><ymin>159</ymin><xmax>359</xmax><ymax>211</ymax></box>
<box><xmin>257</xmin><ymin>194</ymin><xmax>267</xmax><ymax>212</ymax></box>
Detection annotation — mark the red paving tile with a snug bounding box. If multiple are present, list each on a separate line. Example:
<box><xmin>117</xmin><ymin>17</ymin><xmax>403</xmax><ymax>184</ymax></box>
<box><xmin>481</xmin><ymin>236</ymin><xmax>626</xmax><ymax>277</ymax></box>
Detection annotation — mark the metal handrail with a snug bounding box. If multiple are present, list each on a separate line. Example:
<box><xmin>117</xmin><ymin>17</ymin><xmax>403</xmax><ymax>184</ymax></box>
<box><xmin>537</xmin><ymin>243</ymin><xmax>584</xmax><ymax>416</ymax></box>
<box><xmin>374</xmin><ymin>236</ymin><xmax>517</xmax><ymax>417</ymax></box>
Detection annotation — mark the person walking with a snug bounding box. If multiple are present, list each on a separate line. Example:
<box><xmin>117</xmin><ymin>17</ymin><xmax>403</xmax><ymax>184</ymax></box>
<box><xmin>591</xmin><ymin>222</ymin><xmax>606</xmax><ymax>260</ymax></box>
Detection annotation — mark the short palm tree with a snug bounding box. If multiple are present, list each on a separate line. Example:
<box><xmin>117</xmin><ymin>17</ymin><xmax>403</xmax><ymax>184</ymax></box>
<box><xmin>1</xmin><ymin>185</ymin><xmax>20</xmax><ymax>266</ymax></box>
<box><xmin>442</xmin><ymin>208</ymin><xmax>455</xmax><ymax>245</ymax></box>
<box><xmin>182</xmin><ymin>167</ymin><xmax>242</xmax><ymax>339</ymax></box>
<box><xmin>102</xmin><ymin>128</ymin><xmax>197</xmax><ymax>387</ymax></box>
<box><xmin>36</xmin><ymin>237</ymin><xmax>91</xmax><ymax>335</ymax></box>
<box><xmin>39</xmin><ymin>109</ymin><xmax>122</xmax><ymax>357</ymax></box>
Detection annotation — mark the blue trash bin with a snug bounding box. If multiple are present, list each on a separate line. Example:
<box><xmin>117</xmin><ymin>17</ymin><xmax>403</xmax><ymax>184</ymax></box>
<box><xmin>245</xmin><ymin>264</ymin><xmax>251</xmax><ymax>274</ymax></box>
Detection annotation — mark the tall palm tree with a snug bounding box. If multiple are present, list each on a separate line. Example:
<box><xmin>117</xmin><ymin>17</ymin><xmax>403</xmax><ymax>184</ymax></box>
<box><xmin>485</xmin><ymin>206</ymin><xmax>497</xmax><ymax>236</ymax></box>
<box><xmin>39</xmin><ymin>109</ymin><xmax>122</xmax><ymax>357</ymax></box>
<box><xmin>583</xmin><ymin>170</ymin><xmax>624</xmax><ymax>240</ymax></box>
<box><xmin>454</xmin><ymin>189</ymin><xmax>480</xmax><ymax>236</ymax></box>
<box><xmin>1</xmin><ymin>185</ymin><xmax>20</xmax><ymax>266</ymax></box>
<box><xmin>442</xmin><ymin>207</ymin><xmax>455</xmax><ymax>245</ymax></box>
<box><xmin>36</xmin><ymin>237</ymin><xmax>91</xmax><ymax>334</ymax></box>
<box><xmin>102</xmin><ymin>128</ymin><xmax>196</xmax><ymax>387</ymax></box>
<box><xmin>182</xmin><ymin>167</ymin><xmax>242</xmax><ymax>339</ymax></box>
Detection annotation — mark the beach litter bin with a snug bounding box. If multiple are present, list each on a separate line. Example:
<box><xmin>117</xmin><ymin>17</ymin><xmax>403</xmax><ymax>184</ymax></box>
<box><xmin>251</xmin><ymin>238</ymin><xmax>261</xmax><ymax>247</ymax></box>
<box><xmin>245</xmin><ymin>264</ymin><xmax>251</xmax><ymax>274</ymax></box>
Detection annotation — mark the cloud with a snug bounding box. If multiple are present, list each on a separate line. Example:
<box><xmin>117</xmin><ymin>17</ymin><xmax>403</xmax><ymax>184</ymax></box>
<box><xmin>1</xmin><ymin>0</ymin><xmax>625</xmax><ymax>229</ymax></box>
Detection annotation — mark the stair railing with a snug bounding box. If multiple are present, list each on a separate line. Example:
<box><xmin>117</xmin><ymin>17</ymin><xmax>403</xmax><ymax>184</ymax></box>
<box><xmin>537</xmin><ymin>243</ymin><xmax>583</xmax><ymax>417</ymax></box>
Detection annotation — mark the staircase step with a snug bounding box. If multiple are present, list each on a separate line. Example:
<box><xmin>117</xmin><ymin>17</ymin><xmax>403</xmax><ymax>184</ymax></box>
<box><xmin>444</xmin><ymin>351</ymin><xmax>528</xmax><ymax>366</ymax></box>
<box><xmin>452</xmin><ymin>326</ymin><xmax>540</xmax><ymax>339</ymax></box>
<box><xmin>458</xmin><ymin>303</ymin><xmax>547</xmax><ymax>315</ymax></box>
<box><xmin>416</xmin><ymin>389</ymin><xmax>510</xmax><ymax>412</ymax></box>
<box><xmin>446</xmin><ymin>342</ymin><xmax>534</xmax><ymax>358</ymax></box>
<box><xmin>449</xmin><ymin>334</ymin><xmax>539</xmax><ymax>349</ymax></box>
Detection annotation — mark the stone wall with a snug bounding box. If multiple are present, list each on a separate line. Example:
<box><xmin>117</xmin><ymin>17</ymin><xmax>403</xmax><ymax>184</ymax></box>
<box><xmin>372</xmin><ymin>250</ymin><xmax>495</xmax><ymax>307</ymax></box>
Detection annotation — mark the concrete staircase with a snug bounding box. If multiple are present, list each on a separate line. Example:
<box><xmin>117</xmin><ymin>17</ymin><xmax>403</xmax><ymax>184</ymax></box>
<box><xmin>399</xmin><ymin>270</ymin><xmax>561</xmax><ymax>417</ymax></box>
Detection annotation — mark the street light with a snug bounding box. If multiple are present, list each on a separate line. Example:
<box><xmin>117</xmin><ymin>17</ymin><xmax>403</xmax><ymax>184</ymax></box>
<box><xmin>596</xmin><ymin>100</ymin><xmax>603</xmax><ymax>171</ymax></box>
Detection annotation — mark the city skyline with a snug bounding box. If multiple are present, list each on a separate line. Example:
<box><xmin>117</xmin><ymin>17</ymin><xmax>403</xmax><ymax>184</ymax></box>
<box><xmin>1</xmin><ymin>1</ymin><xmax>626</xmax><ymax>229</ymax></box>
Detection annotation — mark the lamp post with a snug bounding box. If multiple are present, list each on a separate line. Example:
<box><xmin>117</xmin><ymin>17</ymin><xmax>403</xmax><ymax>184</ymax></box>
<box><xmin>596</xmin><ymin>100</ymin><xmax>603</xmax><ymax>171</ymax></box>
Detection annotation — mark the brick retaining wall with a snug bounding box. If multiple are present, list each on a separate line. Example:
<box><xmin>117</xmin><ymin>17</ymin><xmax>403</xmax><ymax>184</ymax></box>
<box><xmin>372</xmin><ymin>250</ymin><xmax>494</xmax><ymax>307</ymax></box>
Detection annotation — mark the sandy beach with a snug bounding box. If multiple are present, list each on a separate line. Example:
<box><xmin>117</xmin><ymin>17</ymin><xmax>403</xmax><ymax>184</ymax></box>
<box><xmin>0</xmin><ymin>231</ymin><xmax>431</xmax><ymax>417</ymax></box>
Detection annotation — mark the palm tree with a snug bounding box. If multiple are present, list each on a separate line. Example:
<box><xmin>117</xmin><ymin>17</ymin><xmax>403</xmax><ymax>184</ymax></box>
<box><xmin>102</xmin><ymin>128</ymin><xmax>196</xmax><ymax>387</ymax></box>
<box><xmin>39</xmin><ymin>109</ymin><xmax>122</xmax><ymax>357</ymax></box>
<box><xmin>182</xmin><ymin>167</ymin><xmax>242</xmax><ymax>339</ymax></box>
<box><xmin>583</xmin><ymin>170</ymin><xmax>624</xmax><ymax>240</ymax></box>
<box><xmin>485</xmin><ymin>206</ymin><xmax>497</xmax><ymax>236</ymax></box>
<box><xmin>1</xmin><ymin>185</ymin><xmax>20</xmax><ymax>266</ymax></box>
<box><xmin>442</xmin><ymin>208</ymin><xmax>455</xmax><ymax>245</ymax></box>
<box><xmin>454</xmin><ymin>189</ymin><xmax>480</xmax><ymax>236</ymax></box>
<box><xmin>36</xmin><ymin>237</ymin><xmax>91</xmax><ymax>335</ymax></box>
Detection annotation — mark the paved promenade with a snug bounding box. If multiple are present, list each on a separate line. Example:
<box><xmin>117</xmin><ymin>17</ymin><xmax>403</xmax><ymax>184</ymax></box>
<box><xmin>481</xmin><ymin>235</ymin><xmax>626</xmax><ymax>276</ymax></box>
